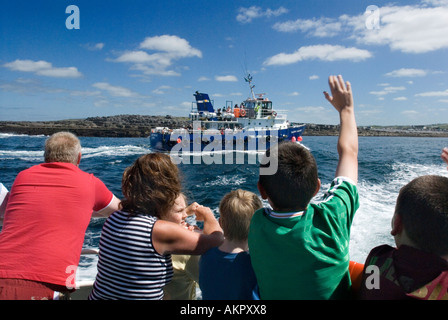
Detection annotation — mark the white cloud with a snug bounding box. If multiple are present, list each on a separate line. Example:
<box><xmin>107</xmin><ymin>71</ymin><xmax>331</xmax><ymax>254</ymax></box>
<box><xmin>273</xmin><ymin>18</ymin><xmax>342</xmax><ymax>37</ymax></box>
<box><xmin>296</xmin><ymin>106</ymin><xmax>326</xmax><ymax>113</ymax></box>
<box><xmin>70</xmin><ymin>90</ymin><xmax>101</xmax><ymax>97</ymax></box>
<box><xmin>385</xmin><ymin>86</ymin><xmax>406</xmax><ymax>92</ymax></box>
<box><xmin>139</xmin><ymin>35</ymin><xmax>202</xmax><ymax>58</ymax></box>
<box><xmin>272</xmin><ymin>3</ymin><xmax>448</xmax><ymax>54</ymax></box>
<box><xmin>236</xmin><ymin>6</ymin><xmax>288</xmax><ymax>23</ymax></box>
<box><xmin>422</xmin><ymin>0</ymin><xmax>448</xmax><ymax>5</ymax></box>
<box><xmin>94</xmin><ymin>99</ymin><xmax>109</xmax><ymax>107</ymax></box>
<box><xmin>370</xmin><ymin>86</ymin><xmax>406</xmax><ymax>96</ymax></box>
<box><xmin>4</xmin><ymin>60</ymin><xmax>51</xmax><ymax>72</ymax></box>
<box><xmin>215</xmin><ymin>75</ymin><xmax>238</xmax><ymax>82</ymax></box>
<box><xmin>393</xmin><ymin>97</ymin><xmax>408</xmax><ymax>101</ymax></box>
<box><xmin>385</xmin><ymin>68</ymin><xmax>428</xmax><ymax>77</ymax></box>
<box><xmin>94</xmin><ymin>43</ymin><xmax>105</xmax><ymax>50</ymax></box>
<box><xmin>152</xmin><ymin>85</ymin><xmax>171</xmax><ymax>95</ymax></box>
<box><xmin>130</xmin><ymin>63</ymin><xmax>181</xmax><ymax>77</ymax></box>
<box><xmin>309</xmin><ymin>75</ymin><xmax>319</xmax><ymax>80</ymax></box>
<box><xmin>401</xmin><ymin>110</ymin><xmax>419</xmax><ymax>115</ymax></box>
<box><xmin>113</xmin><ymin>35</ymin><xmax>201</xmax><ymax>77</ymax></box>
<box><xmin>115</xmin><ymin>51</ymin><xmax>164</xmax><ymax>64</ymax></box>
<box><xmin>415</xmin><ymin>89</ymin><xmax>448</xmax><ymax>97</ymax></box>
<box><xmin>198</xmin><ymin>76</ymin><xmax>210</xmax><ymax>82</ymax></box>
<box><xmin>83</xmin><ymin>43</ymin><xmax>105</xmax><ymax>51</ymax></box>
<box><xmin>353</xmin><ymin>4</ymin><xmax>448</xmax><ymax>54</ymax></box>
<box><xmin>263</xmin><ymin>45</ymin><xmax>372</xmax><ymax>66</ymax></box>
<box><xmin>37</xmin><ymin>67</ymin><xmax>81</xmax><ymax>78</ymax></box>
<box><xmin>0</xmin><ymin>78</ymin><xmax>65</xmax><ymax>95</ymax></box>
<box><xmin>370</xmin><ymin>91</ymin><xmax>388</xmax><ymax>96</ymax></box>
<box><xmin>3</xmin><ymin>59</ymin><xmax>82</xmax><ymax>78</ymax></box>
<box><xmin>92</xmin><ymin>82</ymin><xmax>140</xmax><ymax>97</ymax></box>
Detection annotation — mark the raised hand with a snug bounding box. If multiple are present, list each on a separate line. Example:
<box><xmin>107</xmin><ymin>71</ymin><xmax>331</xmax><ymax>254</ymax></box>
<box><xmin>323</xmin><ymin>75</ymin><xmax>354</xmax><ymax>113</ymax></box>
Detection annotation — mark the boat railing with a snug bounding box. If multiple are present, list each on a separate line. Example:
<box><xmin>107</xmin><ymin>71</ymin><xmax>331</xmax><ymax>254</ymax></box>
<box><xmin>81</xmin><ymin>248</ymin><xmax>99</xmax><ymax>255</ymax></box>
<box><xmin>273</xmin><ymin>113</ymin><xmax>287</xmax><ymax>120</ymax></box>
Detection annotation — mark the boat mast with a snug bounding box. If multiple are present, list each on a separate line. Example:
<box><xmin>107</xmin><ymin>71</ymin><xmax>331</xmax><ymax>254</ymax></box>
<box><xmin>244</xmin><ymin>74</ymin><xmax>256</xmax><ymax>100</ymax></box>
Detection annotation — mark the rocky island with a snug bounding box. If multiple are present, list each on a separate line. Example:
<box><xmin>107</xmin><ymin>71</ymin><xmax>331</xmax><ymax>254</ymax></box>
<box><xmin>0</xmin><ymin>115</ymin><xmax>189</xmax><ymax>137</ymax></box>
<box><xmin>1</xmin><ymin>115</ymin><xmax>448</xmax><ymax>138</ymax></box>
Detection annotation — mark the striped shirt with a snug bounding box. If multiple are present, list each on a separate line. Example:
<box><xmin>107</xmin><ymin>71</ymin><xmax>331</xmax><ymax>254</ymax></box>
<box><xmin>89</xmin><ymin>211</ymin><xmax>173</xmax><ymax>300</ymax></box>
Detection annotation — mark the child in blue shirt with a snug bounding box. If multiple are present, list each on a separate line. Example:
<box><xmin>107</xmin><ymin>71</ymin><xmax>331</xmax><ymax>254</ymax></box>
<box><xmin>199</xmin><ymin>189</ymin><xmax>262</xmax><ymax>300</ymax></box>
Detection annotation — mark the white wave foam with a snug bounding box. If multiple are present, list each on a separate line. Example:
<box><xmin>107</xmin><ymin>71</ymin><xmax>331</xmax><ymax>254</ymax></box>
<box><xmin>201</xmin><ymin>175</ymin><xmax>247</xmax><ymax>188</ymax></box>
<box><xmin>76</xmin><ymin>252</ymin><xmax>99</xmax><ymax>282</ymax></box>
<box><xmin>81</xmin><ymin>145</ymin><xmax>150</xmax><ymax>158</ymax></box>
<box><xmin>0</xmin><ymin>145</ymin><xmax>151</xmax><ymax>161</ymax></box>
<box><xmin>0</xmin><ymin>150</ymin><xmax>43</xmax><ymax>161</ymax></box>
<box><xmin>0</xmin><ymin>133</ymin><xmax>46</xmax><ymax>139</ymax></box>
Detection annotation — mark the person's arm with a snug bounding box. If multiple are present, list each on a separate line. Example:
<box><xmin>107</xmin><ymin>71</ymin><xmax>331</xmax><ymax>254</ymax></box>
<box><xmin>152</xmin><ymin>205</ymin><xmax>224</xmax><ymax>256</ymax></box>
<box><xmin>323</xmin><ymin>75</ymin><xmax>358</xmax><ymax>184</ymax></box>
<box><xmin>442</xmin><ymin>148</ymin><xmax>448</xmax><ymax>170</ymax></box>
<box><xmin>92</xmin><ymin>194</ymin><xmax>121</xmax><ymax>218</ymax></box>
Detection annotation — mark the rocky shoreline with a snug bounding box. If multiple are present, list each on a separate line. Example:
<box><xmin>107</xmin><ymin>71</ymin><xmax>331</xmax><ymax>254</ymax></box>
<box><xmin>0</xmin><ymin>115</ymin><xmax>189</xmax><ymax>138</ymax></box>
<box><xmin>1</xmin><ymin>115</ymin><xmax>448</xmax><ymax>138</ymax></box>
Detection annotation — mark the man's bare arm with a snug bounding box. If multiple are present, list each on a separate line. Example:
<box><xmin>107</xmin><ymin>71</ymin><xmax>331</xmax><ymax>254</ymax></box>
<box><xmin>92</xmin><ymin>194</ymin><xmax>121</xmax><ymax>218</ymax></box>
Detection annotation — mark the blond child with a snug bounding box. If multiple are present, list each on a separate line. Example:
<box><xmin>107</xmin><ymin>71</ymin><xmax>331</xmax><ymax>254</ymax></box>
<box><xmin>199</xmin><ymin>189</ymin><xmax>262</xmax><ymax>300</ymax></box>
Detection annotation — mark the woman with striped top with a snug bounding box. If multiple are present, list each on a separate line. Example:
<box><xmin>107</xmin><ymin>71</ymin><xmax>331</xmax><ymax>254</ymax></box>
<box><xmin>89</xmin><ymin>153</ymin><xmax>223</xmax><ymax>300</ymax></box>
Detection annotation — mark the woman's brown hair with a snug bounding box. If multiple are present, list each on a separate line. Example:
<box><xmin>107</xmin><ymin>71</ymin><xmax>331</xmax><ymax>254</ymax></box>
<box><xmin>121</xmin><ymin>153</ymin><xmax>182</xmax><ymax>217</ymax></box>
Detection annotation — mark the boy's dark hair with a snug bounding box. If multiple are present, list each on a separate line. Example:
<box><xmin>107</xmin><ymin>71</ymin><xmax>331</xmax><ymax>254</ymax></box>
<box><xmin>259</xmin><ymin>141</ymin><xmax>318</xmax><ymax>210</ymax></box>
<box><xmin>395</xmin><ymin>175</ymin><xmax>448</xmax><ymax>255</ymax></box>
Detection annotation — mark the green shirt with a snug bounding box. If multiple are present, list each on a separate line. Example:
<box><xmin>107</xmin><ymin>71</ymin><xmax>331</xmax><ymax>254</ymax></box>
<box><xmin>248</xmin><ymin>177</ymin><xmax>359</xmax><ymax>300</ymax></box>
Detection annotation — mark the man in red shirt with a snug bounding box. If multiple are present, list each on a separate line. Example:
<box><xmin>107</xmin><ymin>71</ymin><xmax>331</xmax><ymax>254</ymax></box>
<box><xmin>0</xmin><ymin>132</ymin><xmax>120</xmax><ymax>300</ymax></box>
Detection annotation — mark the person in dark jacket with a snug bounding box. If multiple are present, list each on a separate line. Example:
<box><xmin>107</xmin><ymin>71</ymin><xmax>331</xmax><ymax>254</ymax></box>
<box><xmin>359</xmin><ymin>167</ymin><xmax>448</xmax><ymax>300</ymax></box>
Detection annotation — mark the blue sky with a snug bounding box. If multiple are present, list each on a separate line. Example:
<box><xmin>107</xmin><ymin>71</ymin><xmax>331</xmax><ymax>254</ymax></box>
<box><xmin>1</xmin><ymin>0</ymin><xmax>448</xmax><ymax>125</ymax></box>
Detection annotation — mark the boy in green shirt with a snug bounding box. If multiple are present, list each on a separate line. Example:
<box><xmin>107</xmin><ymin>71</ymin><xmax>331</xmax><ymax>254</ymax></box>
<box><xmin>248</xmin><ymin>75</ymin><xmax>359</xmax><ymax>299</ymax></box>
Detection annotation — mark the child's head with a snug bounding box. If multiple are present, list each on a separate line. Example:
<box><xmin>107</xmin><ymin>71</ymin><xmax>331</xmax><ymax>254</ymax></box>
<box><xmin>258</xmin><ymin>141</ymin><xmax>319</xmax><ymax>211</ymax></box>
<box><xmin>392</xmin><ymin>175</ymin><xmax>448</xmax><ymax>256</ymax></box>
<box><xmin>160</xmin><ymin>193</ymin><xmax>188</xmax><ymax>225</ymax></box>
<box><xmin>121</xmin><ymin>153</ymin><xmax>182</xmax><ymax>217</ymax></box>
<box><xmin>219</xmin><ymin>189</ymin><xmax>262</xmax><ymax>242</ymax></box>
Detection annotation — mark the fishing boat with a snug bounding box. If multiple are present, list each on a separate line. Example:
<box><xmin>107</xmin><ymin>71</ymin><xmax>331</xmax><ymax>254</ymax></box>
<box><xmin>149</xmin><ymin>75</ymin><xmax>306</xmax><ymax>152</ymax></box>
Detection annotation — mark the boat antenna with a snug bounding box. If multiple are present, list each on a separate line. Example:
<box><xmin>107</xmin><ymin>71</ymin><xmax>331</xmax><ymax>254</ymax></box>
<box><xmin>244</xmin><ymin>74</ymin><xmax>256</xmax><ymax>100</ymax></box>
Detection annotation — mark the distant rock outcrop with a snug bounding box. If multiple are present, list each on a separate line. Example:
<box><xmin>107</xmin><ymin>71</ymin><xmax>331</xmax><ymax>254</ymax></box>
<box><xmin>0</xmin><ymin>115</ymin><xmax>190</xmax><ymax>137</ymax></box>
<box><xmin>1</xmin><ymin>115</ymin><xmax>447</xmax><ymax>137</ymax></box>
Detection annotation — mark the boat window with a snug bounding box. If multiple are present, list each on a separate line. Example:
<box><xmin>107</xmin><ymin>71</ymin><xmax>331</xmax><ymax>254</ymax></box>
<box><xmin>263</xmin><ymin>102</ymin><xmax>272</xmax><ymax>110</ymax></box>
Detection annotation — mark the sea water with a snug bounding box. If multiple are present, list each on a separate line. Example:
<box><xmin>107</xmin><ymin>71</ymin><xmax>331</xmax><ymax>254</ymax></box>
<box><xmin>1</xmin><ymin>133</ymin><xmax>447</xmax><ymax>283</ymax></box>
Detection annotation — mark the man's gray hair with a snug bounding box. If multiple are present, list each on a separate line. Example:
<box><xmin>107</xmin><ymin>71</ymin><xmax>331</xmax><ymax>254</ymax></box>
<box><xmin>44</xmin><ymin>132</ymin><xmax>81</xmax><ymax>164</ymax></box>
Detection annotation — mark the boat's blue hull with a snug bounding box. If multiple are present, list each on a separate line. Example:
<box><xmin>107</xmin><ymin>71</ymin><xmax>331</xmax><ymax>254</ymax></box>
<box><xmin>149</xmin><ymin>124</ymin><xmax>306</xmax><ymax>152</ymax></box>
